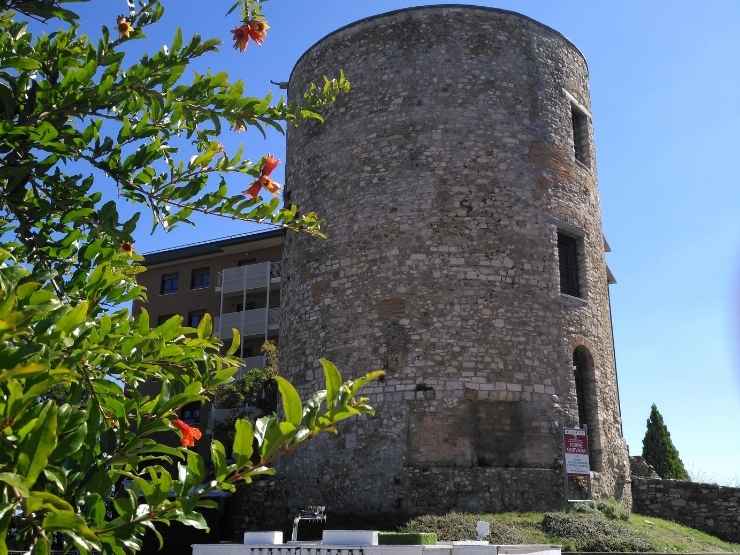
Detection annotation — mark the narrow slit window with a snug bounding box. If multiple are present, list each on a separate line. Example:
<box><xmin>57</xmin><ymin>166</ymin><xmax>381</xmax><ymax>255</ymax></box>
<box><xmin>571</xmin><ymin>104</ymin><xmax>590</xmax><ymax>167</ymax></box>
<box><xmin>558</xmin><ymin>232</ymin><xmax>581</xmax><ymax>298</ymax></box>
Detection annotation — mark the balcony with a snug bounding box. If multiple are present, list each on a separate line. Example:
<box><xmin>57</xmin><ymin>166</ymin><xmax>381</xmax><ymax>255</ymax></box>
<box><xmin>219</xmin><ymin>261</ymin><xmax>280</xmax><ymax>295</ymax></box>
<box><xmin>241</xmin><ymin>355</ymin><xmax>266</xmax><ymax>372</ymax></box>
<box><xmin>215</xmin><ymin>307</ymin><xmax>280</xmax><ymax>339</ymax></box>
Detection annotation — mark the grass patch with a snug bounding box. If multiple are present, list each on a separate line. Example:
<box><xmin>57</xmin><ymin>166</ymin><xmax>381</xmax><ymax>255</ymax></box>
<box><xmin>398</xmin><ymin>511</ymin><xmax>740</xmax><ymax>552</ymax></box>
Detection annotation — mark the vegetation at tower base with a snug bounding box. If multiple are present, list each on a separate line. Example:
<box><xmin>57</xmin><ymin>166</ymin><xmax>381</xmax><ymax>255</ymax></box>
<box><xmin>400</xmin><ymin>511</ymin><xmax>740</xmax><ymax>552</ymax></box>
<box><xmin>642</xmin><ymin>404</ymin><xmax>689</xmax><ymax>480</ymax></box>
<box><xmin>0</xmin><ymin>1</ymin><xmax>380</xmax><ymax>553</ymax></box>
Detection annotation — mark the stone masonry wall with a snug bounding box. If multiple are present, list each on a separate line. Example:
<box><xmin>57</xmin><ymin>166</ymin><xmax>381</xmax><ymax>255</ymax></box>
<box><xmin>271</xmin><ymin>5</ymin><xmax>630</xmax><ymax>524</ymax></box>
<box><xmin>632</xmin><ymin>476</ymin><xmax>740</xmax><ymax>543</ymax></box>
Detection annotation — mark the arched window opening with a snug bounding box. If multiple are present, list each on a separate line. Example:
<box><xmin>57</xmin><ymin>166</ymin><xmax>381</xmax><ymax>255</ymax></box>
<box><xmin>573</xmin><ymin>346</ymin><xmax>600</xmax><ymax>471</ymax></box>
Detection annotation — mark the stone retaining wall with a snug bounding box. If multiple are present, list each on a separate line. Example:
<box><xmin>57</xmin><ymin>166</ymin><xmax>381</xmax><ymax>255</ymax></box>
<box><xmin>632</xmin><ymin>476</ymin><xmax>740</xmax><ymax>543</ymax></box>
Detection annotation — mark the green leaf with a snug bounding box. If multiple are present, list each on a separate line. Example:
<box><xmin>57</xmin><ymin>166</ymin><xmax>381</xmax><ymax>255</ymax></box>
<box><xmin>42</xmin><ymin>511</ymin><xmax>99</xmax><ymax>548</ymax></box>
<box><xmin>0</xmin><ymin>362</ymin><xmax>46</xmax><ymax>382</ymax></box>
<box><xmin>17</xmin><ymin>402</ymin><xmax>58</xmax><ymax>487</ymax></box>
<box><xmin>349</xmin><ymin>370</ymin><xmax>385</xmax><ymax>396</ymax></box>
<box><xmin>31</xmin><ymin>536</ymin><xmax>50</xmax><ymax>555</ymax></box>
<box><xmin>4</xmin><ymin>57</ymin><xmax>42</xmax><ymax>71</ymax></box>
<box><xmin>197</xmin><ymin>312</ymin><xmax>212</xmax><ymax>338</ymax></box>
<box><xmin>232</xmin><ymin>419</ymin><xmax>253</xmax><ymax>467</ymax></box>
<box><xmin>172</xmin><ymin>27</ymin><xmax>183</xmax><ymax>51</ymax></box>
<box><xmin>275</xmin><ymin>376</ymin><xmax>302</xmax><ymax>426</ymax></box>
<box><xmin>210</xmin><ymin>440</ymin><xmax>226</xmax><ymax>479</ymax></box>
<box><xmin>142</xmin><ymin>520</ymin><xmax>164</xmax><ymax>550</ymax></box>
<box><xmin>179</xmin><ymin>511</ymin><xmax>209</xmax><ymax>530</ymax></box>
<box><xmin>26</xmin><ymin>491</ymin><xmax>75</xmax><ymax>513</ymax></box>
<box><xmin>186</xmin><ymin>450</ymin><xmax>205</xmax><ymax>485</ymax></box>
<box><xmin>0</xmin><ymin>473</ymin><xmax>29</xmax><ymax>497</ymax></box>
<box><xmin>320</xmin><ymin>358</ymin><xmax>342</xmax><ymax>411</ymax></box>
<box><xmin>56</xmin><ymin>301</ymin><xmax>89</xmax><ymax>333</ymax></box>
<box><xmin>226</xmin><ymin>327</ymin><xmax>240</xmax><ymax>356</ymax></box>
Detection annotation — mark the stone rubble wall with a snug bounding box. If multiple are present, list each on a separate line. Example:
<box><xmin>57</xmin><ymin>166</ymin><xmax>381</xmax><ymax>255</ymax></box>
<box><xmin>275</xmin><ymin>5</ymin><xmax>630</xmax><ymax>521</ymax></box>
<box><xmin>629</xmin><ymin>456</ymin><xmax>660</xmax><ymax>479</ymax></box>
<box><xmin>632</xmin><ymin>476</ymin><xmax>740</xmax><ymax>543</ymax></box>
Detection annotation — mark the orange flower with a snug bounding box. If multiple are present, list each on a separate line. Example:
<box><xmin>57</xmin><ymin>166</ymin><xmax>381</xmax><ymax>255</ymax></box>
<box><xmin>260</xmin><ymin>154</ymin><xmax>280</xmax><ymax>177</ymax></box>
<box><xmin>232</xmin><ymin>24</ymin><xmax>251</xmax><ymax>52</ymax></box>
<box><xmin>120</xmin><ymin>242</ymin><xmax>134</xmax><ymax>256</ymax></box>
<box><xmin>247</xmin><ymin>19</ymin><xmax>269</xmax><ymax>46</ymax></box>
<box><xmin>173</xmin><ymin>418</ymin><xmax>202</xmax><ymax>448</ymax></box>
<box><xmin>244</xmin><ymin>175</ymin><xmax>281</xmax><ymax>199</ymax></box>
<box><xmin>117</xmin><ymin>16</ymin><xmax>134</xmax><ymax>39</ymax></box>
<box><xmin>263</xmin><ymin>177</ymin><xmax>280</xmax><ymax>195</ymax></box>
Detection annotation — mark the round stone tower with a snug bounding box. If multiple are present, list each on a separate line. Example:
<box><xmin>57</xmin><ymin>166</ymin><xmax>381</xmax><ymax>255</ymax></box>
<box><xmin>280</xmin><ymin>5</ymin><xmax>630</xmax><ymax>519</ymax></box>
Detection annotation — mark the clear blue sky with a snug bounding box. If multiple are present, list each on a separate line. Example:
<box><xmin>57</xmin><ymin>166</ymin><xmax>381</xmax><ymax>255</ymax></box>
<box><xmin>68</xmin><ymin>1</ymin><xmax>740</xmax><ymax>484</ymax></box>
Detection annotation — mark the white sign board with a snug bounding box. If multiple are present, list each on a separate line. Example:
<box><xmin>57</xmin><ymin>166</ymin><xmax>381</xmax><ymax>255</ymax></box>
<box><xmin>563</xmin><ymin>427</ymin><xmax>590</xmax><ymax>475</ymax></box>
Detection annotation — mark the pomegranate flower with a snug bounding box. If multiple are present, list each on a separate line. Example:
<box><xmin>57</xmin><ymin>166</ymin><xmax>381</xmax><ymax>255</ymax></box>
<box><xmin>244</xmin><ymin>175</ymin><xmax>281</xmax><ymax>199</ymax></box>
<box><xmin>117</xmin><ymin>16</ymin><xmax>134</xmax><ymax>39</ymax></box>
<box><xmin>231</xmin><ymin>19</ymin><xmax>269</xmax><ymax>52</ymax></box>
<box><xmin>247</xmin><ymin>19</ymin><xmax>269</xmax><ymax>46</ymax></box>
<box><xmin>232</xmin><ymin>24</ymin><xmax>251</xmax><ymax>52</ymax></box>
<box><xmin>173</xmin><ymin>418</ymin><xmax>202</xmax><ymax>448</ymax></box>
<box><xmin>260</xmin><ymin>154</ymin><xmax>280</xmax><ymax>177</ymax></box>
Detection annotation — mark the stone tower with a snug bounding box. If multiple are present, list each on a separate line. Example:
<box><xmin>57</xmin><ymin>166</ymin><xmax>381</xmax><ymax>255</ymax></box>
<box><xmin>279</xmin><ymin>5</ymin><xmax>630</xmax><ymax>519</ymax></box>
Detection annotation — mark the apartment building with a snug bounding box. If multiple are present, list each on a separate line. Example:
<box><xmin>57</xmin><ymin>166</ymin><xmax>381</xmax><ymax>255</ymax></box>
<box><xmin>133</xmin><ymin>228</ymin><xmax>283</xmax><ymax>376</ymax></box>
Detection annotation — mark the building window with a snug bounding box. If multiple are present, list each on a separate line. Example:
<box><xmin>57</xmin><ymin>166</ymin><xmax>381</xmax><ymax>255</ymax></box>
<box><xmin>571</xmin><ymin>103</ymin><xmax>590</xmax><ymax>167</ymax></box>
<box><xmin>191</xmin><ymin>267</ymin><xmax>210</xmax><ymax>290</ymax></box>
<box><xmin>558</xmin><ymin>232</ymin><xmax>582</xmax><ymax>298</ymax></box>
<box><xmin>573</xmin><ymin>346</ymin><xmax>599</xmax><ymax>470</ymax></box>
<box><xmin>160</xmin><ymin>272</ymin><xmax>178</xmax><ymax>295</ymax></box>
<box><xmin>188</xmin><ymin>310</ymin><xmax>206</xmax><ymax>327</ymax></box>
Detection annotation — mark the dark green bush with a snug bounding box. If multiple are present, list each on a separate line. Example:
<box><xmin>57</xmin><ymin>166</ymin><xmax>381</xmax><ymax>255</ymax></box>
<box><xmin>400</xmin><ymin>513</ymin><xmax>525</xmax><ymax>544</ymax></box>
<box><xmin>541</xmin><ymin>513</ymin><xmax>653</xmax><ymax>552</ymax></box>
<box><xmin>378</xmin><ymin>532</ymin><xmax>438</xmax><ymax>545</ymax></box>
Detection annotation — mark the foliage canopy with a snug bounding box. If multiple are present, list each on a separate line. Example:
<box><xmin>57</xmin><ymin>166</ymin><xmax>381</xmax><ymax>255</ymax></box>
<box><xmin>0</xmin><ymin>1</ymin><xmax>377</xmax><ymax>553</ymax></box>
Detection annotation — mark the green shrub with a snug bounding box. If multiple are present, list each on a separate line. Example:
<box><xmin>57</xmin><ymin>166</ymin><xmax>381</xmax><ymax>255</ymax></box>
<box><xmin>400</xmin><ymin>513</ymin><xmax>525</xmax><ymax>544</ymax></box>
<box><xmin>378</xmin><ymin>532</ymin><xmax>438</xmax><ymax>545</ymax></box>
<box><xmin>566</xmin><ymin>498</ymin><xmax>629</xmax><ymax>521</ymax></box>
<box><xmin>595</xmin><ymin>498</ymin><xmax>630</xmax><ymax>521</ymax></box>
<box><xmin>542</xmin><ymin>513</ymin><xmax>654</xmax><ymax>552</ymax></box>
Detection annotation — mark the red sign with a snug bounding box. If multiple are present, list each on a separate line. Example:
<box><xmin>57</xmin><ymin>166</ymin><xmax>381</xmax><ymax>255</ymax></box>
<box><xmin>564</xmin><ymin>427</ymin><xmax>590</xmax><ymax>475</ymax></box>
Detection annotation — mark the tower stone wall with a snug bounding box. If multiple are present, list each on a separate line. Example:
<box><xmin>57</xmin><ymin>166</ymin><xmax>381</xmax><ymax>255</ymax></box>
<box><xmin>277</xmin><ymin>5</ymin><xmax>630</xmax><ymax>521</ymax></box>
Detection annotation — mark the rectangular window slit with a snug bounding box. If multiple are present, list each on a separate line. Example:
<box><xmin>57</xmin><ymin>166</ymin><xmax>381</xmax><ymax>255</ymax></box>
<box><xmin>558</xmin><ymin>232</ymin><xmax>582</xmax><ymax>298</ymax></box>
<box><xmin>571</xmin><ymin>104</ymin><xmax>590</xmax><ymax>167</ymax></box>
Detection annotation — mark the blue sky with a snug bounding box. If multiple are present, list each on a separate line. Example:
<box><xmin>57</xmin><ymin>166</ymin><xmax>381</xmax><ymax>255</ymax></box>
<box><xmin>66</xmin><ymin>1</ymin><xmax>740</xmax><ymax>484</ymax></box>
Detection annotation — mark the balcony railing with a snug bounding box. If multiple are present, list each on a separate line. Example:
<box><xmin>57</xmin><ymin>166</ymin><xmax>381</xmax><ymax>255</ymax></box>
<box><xmin>241</xmin><ymin>355</ymin><xmax>266</xmax><ymax>372</ymax></box>
<box><xmin>220</xmin><ymin>261</ymin><xmax>281</xmax><ymax>295</ymax></box>
<box><xmin>214</xmin><ymin>307</ymin><xmax>280</xmax><ymax>339</ymax></box>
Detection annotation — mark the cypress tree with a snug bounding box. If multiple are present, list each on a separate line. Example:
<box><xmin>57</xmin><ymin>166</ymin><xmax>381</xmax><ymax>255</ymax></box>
<box><xmin>642</xmin><ymin>404</ymin><xmax>690</xmax><ymax>480</ymax></box>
